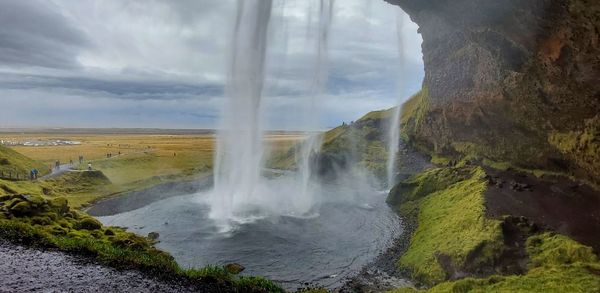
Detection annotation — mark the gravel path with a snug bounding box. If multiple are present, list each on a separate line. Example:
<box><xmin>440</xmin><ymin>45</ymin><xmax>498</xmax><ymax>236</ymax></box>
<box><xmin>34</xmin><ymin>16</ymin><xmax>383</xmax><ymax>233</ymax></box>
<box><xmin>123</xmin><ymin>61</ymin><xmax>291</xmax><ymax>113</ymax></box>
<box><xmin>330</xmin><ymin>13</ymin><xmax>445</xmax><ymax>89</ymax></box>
<box><xmin>0</xmin><ymin>241</ymin><xmax>196</xmax><ymax>293</ymax></box>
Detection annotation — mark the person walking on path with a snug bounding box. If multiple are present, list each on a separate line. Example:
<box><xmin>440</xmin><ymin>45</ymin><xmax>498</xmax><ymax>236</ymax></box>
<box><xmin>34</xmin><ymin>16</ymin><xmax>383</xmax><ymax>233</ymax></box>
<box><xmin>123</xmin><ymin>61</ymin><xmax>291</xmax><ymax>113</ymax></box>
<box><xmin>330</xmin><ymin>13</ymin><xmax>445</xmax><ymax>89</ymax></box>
<box><xmin>88</xmin><ymin>163</ymin><xmax>92</xmax><ymax>171</ymax></box>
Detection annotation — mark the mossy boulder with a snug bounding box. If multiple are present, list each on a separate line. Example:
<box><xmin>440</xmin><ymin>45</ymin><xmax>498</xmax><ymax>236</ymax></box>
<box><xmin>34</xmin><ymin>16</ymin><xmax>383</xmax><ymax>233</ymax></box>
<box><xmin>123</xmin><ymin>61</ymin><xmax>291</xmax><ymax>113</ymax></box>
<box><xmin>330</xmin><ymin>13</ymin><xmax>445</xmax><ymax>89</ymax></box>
<box><xmin>48</xmin><ymin>197</ymin><xmax>69</xmax><ymax>215</ymax></box>
<box><xmin>75</xmin><ymin>217</ymin><xmax>102</xmax><ymax>230</ymax></box>
<box><xmin>10</xmin><ymin>201</ymin><xmax>34</xmax><ymax>216</ymax></box>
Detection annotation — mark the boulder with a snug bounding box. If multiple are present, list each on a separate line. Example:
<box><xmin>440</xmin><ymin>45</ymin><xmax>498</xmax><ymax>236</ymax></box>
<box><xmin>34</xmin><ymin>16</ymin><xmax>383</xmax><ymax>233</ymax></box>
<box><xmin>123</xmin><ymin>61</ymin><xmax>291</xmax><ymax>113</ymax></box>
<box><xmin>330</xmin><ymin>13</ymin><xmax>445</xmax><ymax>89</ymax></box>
<box><xmin>147</xmin><ymin>232</ymin><xmax>160</xmax><ymax>241</ymax></box>
<box><xmin>224</xmin><ymin>263</ymin><xmax>245</xmax><ymax>274</ymax></box>
<box><xmin>75</xmin><ymin>217</ymin><xmax>102</xmax><ymax>230</ymax></box>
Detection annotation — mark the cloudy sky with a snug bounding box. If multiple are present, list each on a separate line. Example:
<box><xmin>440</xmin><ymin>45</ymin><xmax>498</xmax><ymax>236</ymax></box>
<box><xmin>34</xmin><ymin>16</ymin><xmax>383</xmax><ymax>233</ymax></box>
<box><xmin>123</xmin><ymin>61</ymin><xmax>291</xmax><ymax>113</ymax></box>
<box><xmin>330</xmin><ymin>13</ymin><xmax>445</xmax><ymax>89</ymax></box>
<box><xmin>0</xmin><ymin>0</ymin><xmax>423</xmax><ymax>130</ymax></box>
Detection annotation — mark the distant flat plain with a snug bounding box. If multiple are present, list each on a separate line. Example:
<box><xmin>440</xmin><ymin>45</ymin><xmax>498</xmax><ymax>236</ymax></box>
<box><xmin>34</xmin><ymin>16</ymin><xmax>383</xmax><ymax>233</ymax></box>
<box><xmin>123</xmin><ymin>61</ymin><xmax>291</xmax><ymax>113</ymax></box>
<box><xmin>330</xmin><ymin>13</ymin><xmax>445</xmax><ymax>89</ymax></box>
<box><xmin>0</xmin><ymin>128</ymin><xmax>304</xmax><ymax>207</ymax></box>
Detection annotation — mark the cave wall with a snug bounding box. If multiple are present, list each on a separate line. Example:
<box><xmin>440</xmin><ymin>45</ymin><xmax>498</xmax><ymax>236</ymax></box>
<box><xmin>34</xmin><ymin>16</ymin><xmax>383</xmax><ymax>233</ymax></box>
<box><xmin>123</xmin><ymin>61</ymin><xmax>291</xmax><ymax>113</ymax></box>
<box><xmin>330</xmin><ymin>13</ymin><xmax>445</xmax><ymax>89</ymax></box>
<box><xmin>386</xmin><ymin>0</ymin><xmax>600</xmax><ymax>184</ymax></box>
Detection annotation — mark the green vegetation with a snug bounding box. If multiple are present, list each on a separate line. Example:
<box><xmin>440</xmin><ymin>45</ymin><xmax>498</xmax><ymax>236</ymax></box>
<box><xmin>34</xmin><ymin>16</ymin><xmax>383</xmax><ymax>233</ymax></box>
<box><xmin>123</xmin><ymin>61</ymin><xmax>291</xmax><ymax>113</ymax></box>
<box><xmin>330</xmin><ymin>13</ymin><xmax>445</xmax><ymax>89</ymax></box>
<box><xmin>0</xmin><ymin>145</ymin><xmax>48</xmax><ymax>178</ymax></box>
<box><xmin>0</xmin><ymin>193</ymin><xmax>284</xmax><ymax>292</ymax></box>
<box><xmin>391</xmin><ymin>233</ymin><xmax>600</xmax><ymax>293</ymax></box>
<box><xmin>0</xmin><ymin>170</ymin><xmax>117</xmax><ymax>209</ymax></box>
<box><xmin>389</xmin><ymin>164</ymin><xmax>600</xmax><ymax>292</ymax></box>
<box><xmin>400</xmin><ymin>88</ymin><xmax>429</xmax><ymax>143</ymax></box>
<box><xmin>549</xmin><ymin>115</ymin><xmax>600</xmax><ymax>184</ymax></box>
<box><xmin>390</xmin><ymin>166</ymin><xmax>504</xmax><ymax>285</ymax></box>
<box><xmin>268</xmin><ymin>109</ymin><xmax>393</xmax><ymax>178</ymax></box>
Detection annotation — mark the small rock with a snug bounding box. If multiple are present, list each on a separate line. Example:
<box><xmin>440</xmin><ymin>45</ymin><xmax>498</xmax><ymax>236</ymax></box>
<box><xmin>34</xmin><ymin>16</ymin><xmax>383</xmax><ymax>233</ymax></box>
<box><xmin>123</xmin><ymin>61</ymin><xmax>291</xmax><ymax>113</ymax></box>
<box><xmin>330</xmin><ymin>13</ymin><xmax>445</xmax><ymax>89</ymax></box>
<box><xmin>224</xmin><ymin>263</ymin><xmax>245</xmax><ymax>274</ymax></box>
<box><xmin>147</xmin><ymin>232</ymin><xmax>160</xmax><ymax>241</ymax></box>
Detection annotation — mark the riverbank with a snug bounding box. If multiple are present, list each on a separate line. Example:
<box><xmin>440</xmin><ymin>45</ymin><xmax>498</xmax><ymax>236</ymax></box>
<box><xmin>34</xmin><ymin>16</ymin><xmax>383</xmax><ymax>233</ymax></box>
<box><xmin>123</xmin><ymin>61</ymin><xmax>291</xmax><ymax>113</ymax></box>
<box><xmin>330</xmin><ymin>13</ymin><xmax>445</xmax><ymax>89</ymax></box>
<box><xmin>0</xmin><ymin>193</ymin><xmax>285</xmax><ymax>293</ymax></box>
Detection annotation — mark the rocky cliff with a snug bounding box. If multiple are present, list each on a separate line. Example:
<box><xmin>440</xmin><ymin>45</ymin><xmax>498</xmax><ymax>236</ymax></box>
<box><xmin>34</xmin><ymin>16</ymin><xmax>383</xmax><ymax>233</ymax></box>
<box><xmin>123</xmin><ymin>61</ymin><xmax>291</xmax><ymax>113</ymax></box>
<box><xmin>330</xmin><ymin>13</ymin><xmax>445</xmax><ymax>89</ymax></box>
<box><xmin>385</xmin><ymin>0</ymin><xmax>599</xmax><ymax>185</ymax></box>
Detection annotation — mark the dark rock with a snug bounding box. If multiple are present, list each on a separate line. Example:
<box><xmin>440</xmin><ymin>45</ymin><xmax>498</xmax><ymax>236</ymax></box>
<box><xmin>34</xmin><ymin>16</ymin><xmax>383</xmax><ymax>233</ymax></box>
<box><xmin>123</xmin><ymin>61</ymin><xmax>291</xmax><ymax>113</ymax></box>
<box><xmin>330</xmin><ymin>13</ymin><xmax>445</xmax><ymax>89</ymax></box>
<box><xmin>384</xmin><ymin>0</ymin><xmax>600</xmax><ymax>186</ymax></box>
<box><xmin>147</xmin><ymin>232</ymin><xmax>160</xmax><ymax>241</ymax></box>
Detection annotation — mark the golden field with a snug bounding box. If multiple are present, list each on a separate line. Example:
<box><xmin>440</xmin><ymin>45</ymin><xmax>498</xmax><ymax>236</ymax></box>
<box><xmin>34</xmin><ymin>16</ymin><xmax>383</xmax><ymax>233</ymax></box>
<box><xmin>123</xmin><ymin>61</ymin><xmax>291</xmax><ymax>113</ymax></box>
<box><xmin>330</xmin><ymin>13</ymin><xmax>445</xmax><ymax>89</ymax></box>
<box><xmin>1</xmin><ymin>132</ymin><xmax>303</xmax><ymax>208</ymax></box>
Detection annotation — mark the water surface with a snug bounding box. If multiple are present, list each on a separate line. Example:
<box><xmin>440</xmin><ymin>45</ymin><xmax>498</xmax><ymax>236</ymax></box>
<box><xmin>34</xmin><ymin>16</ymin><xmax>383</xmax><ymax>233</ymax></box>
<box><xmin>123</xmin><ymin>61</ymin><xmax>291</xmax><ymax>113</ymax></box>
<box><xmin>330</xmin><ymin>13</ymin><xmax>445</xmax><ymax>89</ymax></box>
<box><xmin>98</xmin><ymin>180</ymin><xmax>402</xmax><ymax>290</ymax></box>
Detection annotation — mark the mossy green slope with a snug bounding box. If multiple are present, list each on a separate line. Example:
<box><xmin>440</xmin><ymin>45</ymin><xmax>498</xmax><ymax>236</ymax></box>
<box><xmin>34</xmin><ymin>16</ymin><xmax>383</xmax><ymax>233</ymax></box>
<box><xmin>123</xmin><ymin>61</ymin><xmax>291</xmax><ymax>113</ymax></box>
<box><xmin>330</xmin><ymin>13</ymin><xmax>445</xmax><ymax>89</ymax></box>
<box><xmin>0</xmin><ymin>193</ymin><xmax>284</xmax><ymax>292</ymax></box>
<box><xmin>0</xmin><ymin>170</ymin><xmax>117</xmax><ymax>209</ymax></box>
<box><xmin>392</xmin><ymin>233</ymin><xmax>600</xmax><ymax>293</ymax></box>
<box><xmin>389</xmin><ymin>165</ymin><xmax>600</xmax><ymax>292</ymax></box>
<box><xmin>0</xmin><ymin>145</ymin><xmax>48</xmax><ymax>177</ymax></box>
<box><xmin>390</xmin><ymin>166</ymin><xmax>504</xmax><ymax>285</ymax></box>
<box><xmin>268</xmin><ymin>108</ymin><xmax>393</xmax><ymax>178</ymax></box>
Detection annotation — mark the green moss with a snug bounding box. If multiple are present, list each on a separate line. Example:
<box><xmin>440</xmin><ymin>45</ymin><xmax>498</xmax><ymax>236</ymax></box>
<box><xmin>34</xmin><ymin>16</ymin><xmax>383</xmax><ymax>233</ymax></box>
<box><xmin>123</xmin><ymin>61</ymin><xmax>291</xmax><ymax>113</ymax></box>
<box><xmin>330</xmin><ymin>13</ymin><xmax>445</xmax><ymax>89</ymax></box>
<box><xmin>430</xmin><ymin>155</ymin><xmax>451</xmax><ymax>166</ymax></box>
<box><xmin>74</xmin><ymin>217</ymin><xmax>102</xmax><ymax>230</ymax></box>
<box><xmin>391</xmin><ymin>167</ymin><xmax>504</xmax><ymax>285</ymax></box>
<box><xmin>400</xmin><ymin>88</ymin><xmax>429</xmax><ymax>142</ymax></box>
<box><xmin>527</xmin><ymin>233</ymin><xmax>598</xmax><ymax>267</ymax></box>
<box><xmin>387</xmin><ymin>166</ymin><xmax>470</xmax><ymax>207</ymax></box>
<box><xmin>549</xmin><ymin>115</ymin><xmax>600</xmax><ymax>184</ymax></box>
<box><xmin>392</xmin><ymin>233</ymin><xmax>600</xmax><ymax>293</ymax></box>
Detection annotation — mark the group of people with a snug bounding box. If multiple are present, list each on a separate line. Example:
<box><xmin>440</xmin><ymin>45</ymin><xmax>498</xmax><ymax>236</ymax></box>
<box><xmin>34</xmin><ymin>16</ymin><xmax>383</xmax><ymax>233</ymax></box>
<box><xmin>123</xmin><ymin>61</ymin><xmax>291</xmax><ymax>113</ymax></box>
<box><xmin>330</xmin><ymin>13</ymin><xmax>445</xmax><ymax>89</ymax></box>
<box><xmin>106</xmin><ymin>152</ymin><xmax>121</xmax><ymax>159</ymax></box>
<box><xmin>29</xmin><ymin>168</ymin><xmax>39</xmax><ymax>180</ymax></box>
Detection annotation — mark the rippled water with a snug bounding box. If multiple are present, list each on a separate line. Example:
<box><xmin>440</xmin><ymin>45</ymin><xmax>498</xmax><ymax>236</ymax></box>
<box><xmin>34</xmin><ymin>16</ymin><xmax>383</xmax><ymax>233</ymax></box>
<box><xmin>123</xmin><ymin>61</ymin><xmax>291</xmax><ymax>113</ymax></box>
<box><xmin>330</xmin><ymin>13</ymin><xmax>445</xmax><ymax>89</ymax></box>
<box><xmin>97</xmin><ymin>179</ymin><xmax>402</xmax><ymax>290</ymax></box>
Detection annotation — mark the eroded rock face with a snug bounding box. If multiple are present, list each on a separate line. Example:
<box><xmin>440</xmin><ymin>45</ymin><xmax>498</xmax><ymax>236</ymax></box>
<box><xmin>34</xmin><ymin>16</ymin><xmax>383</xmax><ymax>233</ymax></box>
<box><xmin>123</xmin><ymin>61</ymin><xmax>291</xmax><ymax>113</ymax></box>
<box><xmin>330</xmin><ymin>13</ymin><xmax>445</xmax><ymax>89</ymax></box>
<box><xmin>386</xmin><ymin>0</ymin><xmax>600</xmax><ymax>184</ymax></box>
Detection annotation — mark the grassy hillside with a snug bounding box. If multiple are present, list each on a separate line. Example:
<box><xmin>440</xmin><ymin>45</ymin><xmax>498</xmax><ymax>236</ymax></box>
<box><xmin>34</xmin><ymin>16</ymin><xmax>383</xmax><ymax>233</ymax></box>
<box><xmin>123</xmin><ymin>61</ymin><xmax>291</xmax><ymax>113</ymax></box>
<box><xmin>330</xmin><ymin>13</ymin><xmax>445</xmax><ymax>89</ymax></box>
<box><xmin>0</xmin><ymin>145</ymin><xmax>48</xmax><ymax>178</ymax></box>
<box><xmin>268</xmin><ymin>108</ymin><xmax>395</xmax><ymax>178</ymax></box>
<box><xmin>388</xmin><ymin>165</ymin><xmax>600</xmax><ymax>292</ymax></box>
<box><xmin>0</xmin><ymin>170</ymin><xmax>116</xmax><ymax>209</ymax></box>
<box><xmin>389</xmin><ymin>166</ymin><xmax>504</xmax><ymax>285</ymax></box>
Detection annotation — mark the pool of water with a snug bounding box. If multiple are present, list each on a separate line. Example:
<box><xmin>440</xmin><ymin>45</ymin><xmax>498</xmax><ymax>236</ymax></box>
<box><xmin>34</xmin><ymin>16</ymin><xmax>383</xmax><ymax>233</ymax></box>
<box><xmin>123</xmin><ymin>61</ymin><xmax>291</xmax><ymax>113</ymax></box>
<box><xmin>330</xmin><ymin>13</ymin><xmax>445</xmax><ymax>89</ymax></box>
<box><xmin>97</xmin><ymin>178</ymin><xmax>402</xmax><ymax>290</ymax></box>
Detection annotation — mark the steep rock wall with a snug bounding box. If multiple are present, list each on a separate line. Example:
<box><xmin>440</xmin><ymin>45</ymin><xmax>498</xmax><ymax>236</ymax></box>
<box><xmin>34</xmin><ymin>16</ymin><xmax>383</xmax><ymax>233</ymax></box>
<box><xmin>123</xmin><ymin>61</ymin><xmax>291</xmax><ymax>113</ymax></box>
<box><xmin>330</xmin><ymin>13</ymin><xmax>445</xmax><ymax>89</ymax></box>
<box><xmin>386</xmin><ymin>0</ymin><xmax>599</xmax><ymax>184</ymax></box>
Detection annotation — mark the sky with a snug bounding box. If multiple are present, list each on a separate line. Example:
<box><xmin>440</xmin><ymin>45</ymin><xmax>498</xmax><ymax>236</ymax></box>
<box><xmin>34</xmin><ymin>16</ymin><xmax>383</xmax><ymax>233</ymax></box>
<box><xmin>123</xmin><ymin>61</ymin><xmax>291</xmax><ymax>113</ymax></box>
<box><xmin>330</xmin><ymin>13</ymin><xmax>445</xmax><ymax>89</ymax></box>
<box><xmin>0</xmin><ymin>0</ymin><xmax>423</xmax><ymax>130</ymax></box>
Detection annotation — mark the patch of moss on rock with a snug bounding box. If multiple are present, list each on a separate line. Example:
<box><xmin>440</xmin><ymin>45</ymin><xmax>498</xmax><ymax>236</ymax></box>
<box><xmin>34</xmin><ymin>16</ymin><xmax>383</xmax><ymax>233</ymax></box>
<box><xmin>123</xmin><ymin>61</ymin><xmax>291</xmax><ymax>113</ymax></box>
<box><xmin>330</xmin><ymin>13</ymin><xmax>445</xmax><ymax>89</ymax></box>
<box><xmin>549</xmin><ymin>115</ymin><xmax>600</xmax><ymax>185</ymax></box>
<box><xmin>389</xmin><ymin>166</ymin><xmax>505</xmax><ymax>285</ymax></box>
<box><xmin>75</xmin><ymin>217</ymin><xmax>102</xmax><ymax>230</ymax></box>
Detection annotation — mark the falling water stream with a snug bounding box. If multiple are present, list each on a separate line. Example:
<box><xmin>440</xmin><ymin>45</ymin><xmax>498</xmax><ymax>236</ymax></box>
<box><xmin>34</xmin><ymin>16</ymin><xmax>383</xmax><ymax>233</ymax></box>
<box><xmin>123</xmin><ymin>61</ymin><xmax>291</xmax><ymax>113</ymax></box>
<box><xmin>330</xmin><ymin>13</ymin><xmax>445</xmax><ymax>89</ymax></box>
<box><xmin>386</xmin><ymin>11</ymin><xmax>406</xmax><ymax>188</ymax></box>
<box><xmin>209</xmin><ymin>0</ymin><xmax>273</xmax><ymax>228</ymax></box>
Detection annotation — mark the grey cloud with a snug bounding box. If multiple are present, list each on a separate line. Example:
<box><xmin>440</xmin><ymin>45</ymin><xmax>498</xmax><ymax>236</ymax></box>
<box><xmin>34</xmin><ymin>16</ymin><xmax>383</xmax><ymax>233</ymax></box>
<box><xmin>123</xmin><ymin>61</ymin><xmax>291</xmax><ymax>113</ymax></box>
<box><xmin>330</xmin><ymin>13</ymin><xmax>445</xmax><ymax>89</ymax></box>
<box><xmin>0</xmin><ymin>0</ymin><xmax>89</xmax><ymax>69</ymax></box>
<box><xmin>0</xmin><ymin>72</ymin><xmax>223</xmax><ymax>100</ymax></box>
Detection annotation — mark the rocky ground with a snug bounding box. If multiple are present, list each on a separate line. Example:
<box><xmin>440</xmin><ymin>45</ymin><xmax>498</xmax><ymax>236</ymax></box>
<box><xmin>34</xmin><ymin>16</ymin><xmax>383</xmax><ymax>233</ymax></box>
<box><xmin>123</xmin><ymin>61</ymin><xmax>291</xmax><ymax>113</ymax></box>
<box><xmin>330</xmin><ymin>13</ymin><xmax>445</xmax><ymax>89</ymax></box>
<box><xmin>0</xmin><ymin>241</ymin><xmax>197</xmax><ymax>293</ymax></box>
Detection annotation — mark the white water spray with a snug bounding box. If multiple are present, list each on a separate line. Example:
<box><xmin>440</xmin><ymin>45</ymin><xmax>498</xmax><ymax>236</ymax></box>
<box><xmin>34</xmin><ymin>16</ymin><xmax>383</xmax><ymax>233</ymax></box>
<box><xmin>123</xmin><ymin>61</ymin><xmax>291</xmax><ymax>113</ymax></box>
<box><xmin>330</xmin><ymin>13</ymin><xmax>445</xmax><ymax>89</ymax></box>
<box><xmin>210</xmin><ymin>0</ymin><xmax>273</xmax><ymax>224</ymax></box>
<box><xmin>208</xmin><ymin>0</ymin><xmax>335</xmax><ymax>228</ymax></box>
<box><xmin>297</xmin><ymin>0</ymin><xmax>335</xmax><ymax>207</ymax></box>
<box><xmin>386</xmin><ymin>11</ymin><xmax>406</xmax><ymax>188</ymax></box>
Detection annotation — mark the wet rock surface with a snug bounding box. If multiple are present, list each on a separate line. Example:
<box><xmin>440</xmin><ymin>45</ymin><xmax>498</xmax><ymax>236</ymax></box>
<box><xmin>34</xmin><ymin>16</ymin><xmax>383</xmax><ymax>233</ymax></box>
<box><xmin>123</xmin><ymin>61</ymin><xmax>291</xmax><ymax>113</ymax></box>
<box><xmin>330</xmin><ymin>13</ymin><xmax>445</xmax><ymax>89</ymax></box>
<box><xmin>0</xmin><ymin>241</ymin><xmax>196</xmax><ymax>293</ymax></box>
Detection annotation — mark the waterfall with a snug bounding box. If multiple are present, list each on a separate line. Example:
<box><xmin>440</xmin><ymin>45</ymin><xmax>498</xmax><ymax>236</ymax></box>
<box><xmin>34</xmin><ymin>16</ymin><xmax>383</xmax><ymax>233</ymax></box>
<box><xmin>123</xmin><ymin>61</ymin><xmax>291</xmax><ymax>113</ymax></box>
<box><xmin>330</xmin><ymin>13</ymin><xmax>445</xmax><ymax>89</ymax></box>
<box><xmin>207</xmin><ymin>0</ymin><xmax>336</xmax><ymax>228</ymax></box>
<box><xmin>297</xmin><ymin>0</ymin><xmax>334</xmax><ymax>207</ymax></box>
<box><xmin>386</xmin><ymin>11</ymin><xmax>406</xmax><ymax>188</ymax></box>
<box><xmin>210</xmin><ymin>0</ymin><xmax>273</xmax><ymax>223</ymax></box>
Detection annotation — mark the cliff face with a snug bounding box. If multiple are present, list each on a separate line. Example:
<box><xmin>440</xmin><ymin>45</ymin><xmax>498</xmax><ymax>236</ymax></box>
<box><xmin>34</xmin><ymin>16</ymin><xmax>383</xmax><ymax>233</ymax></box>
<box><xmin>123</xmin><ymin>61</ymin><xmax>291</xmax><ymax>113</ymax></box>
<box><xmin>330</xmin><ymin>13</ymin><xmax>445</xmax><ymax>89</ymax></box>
<box><xmin>386</xmin><ymin>0</ymin><xmax>599</xmax><ymax>184</ymax></box>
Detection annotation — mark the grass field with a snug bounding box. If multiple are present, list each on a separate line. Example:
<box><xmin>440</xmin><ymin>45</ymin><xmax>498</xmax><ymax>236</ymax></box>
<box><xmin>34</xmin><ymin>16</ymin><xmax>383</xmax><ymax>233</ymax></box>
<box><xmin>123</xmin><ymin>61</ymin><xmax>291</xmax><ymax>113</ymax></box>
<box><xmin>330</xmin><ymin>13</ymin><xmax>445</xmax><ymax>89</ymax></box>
<box><xmin>1</xmin><ymin>132</ymin><xmax>303</xmax><ymax>208</ymax></box>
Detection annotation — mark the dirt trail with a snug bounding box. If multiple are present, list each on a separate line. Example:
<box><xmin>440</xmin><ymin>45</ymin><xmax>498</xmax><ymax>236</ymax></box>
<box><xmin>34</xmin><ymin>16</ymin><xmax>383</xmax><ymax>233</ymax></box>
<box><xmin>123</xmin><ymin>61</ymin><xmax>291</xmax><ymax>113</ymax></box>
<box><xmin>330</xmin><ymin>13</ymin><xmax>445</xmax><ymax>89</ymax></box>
<box><xmin>0</xmin><ymin>241</ymin><xmax>197</xmax><ymax>293</ymax></box>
